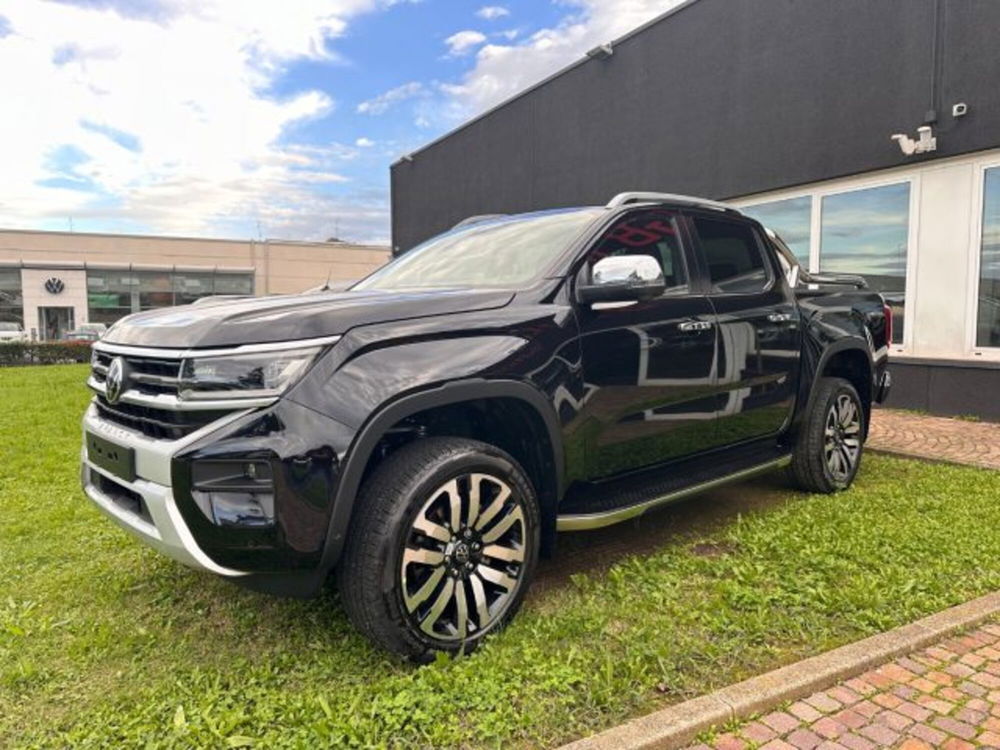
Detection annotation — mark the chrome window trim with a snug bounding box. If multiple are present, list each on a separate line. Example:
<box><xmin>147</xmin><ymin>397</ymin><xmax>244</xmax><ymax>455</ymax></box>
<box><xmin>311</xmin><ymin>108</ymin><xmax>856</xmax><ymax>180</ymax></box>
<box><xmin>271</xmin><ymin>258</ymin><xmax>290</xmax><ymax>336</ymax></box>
<box><xmin>93</xmin><ymin>334</ymin><xmax>342</xmax><ymax>360</ymax></box>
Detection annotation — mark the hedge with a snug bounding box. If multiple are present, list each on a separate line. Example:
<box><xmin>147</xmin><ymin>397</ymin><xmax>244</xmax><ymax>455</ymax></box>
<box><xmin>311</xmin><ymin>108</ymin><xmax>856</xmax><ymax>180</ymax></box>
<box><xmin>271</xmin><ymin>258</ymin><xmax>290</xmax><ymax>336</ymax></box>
<box><xmin>0</xmin><ymin>341</ymin><xmax>93</xmax><ymax>367</ymax></box>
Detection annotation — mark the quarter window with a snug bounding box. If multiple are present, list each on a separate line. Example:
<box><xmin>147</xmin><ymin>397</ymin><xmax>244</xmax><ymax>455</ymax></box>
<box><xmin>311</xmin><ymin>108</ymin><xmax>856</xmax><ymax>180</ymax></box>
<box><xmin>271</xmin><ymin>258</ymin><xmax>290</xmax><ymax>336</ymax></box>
<box><xmin>978</xmin><ymin>167</ymin><xmax>1000</xmax><ymax>348</ymax></box>
<box><xmin>820</xmin><ymin>183</ymin><xmax>909</xmax><ymax>345</ymax></box>
<box><xmin>692</xmin><ymin>216</ymin><xmax>771</xmax><ymax>294</ymax></box>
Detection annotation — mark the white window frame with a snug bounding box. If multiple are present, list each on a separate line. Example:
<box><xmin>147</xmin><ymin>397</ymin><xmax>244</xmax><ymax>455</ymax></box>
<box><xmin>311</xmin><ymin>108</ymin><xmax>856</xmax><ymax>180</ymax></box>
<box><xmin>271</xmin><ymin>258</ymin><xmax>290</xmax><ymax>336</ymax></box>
<box><xmin>965</xmin><ymin>157</ymin><xmax>1000</xmax><ymax>361</ymax></box>
<box><xmin>734</xmin><ymin>173</ymin><xmax>919</xmax><ymax>355</ymax></box>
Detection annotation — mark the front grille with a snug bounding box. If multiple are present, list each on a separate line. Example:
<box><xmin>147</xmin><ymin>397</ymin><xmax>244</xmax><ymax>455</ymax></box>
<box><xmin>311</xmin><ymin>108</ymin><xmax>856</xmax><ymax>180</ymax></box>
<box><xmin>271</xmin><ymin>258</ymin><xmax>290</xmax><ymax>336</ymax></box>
<box><xmin>94</xmin><ymin>395</ymin><xmax>229</xmax><ymax>440</ymax></box>
<box><xmin>92</xmin><ymin>351</ymin><xmax>182</xmax><ymax>396</ymax></box>
<box><xmin>90</xmin><ymin>348</ymin><xmax>233</xmax><ymax>440</ymax></box>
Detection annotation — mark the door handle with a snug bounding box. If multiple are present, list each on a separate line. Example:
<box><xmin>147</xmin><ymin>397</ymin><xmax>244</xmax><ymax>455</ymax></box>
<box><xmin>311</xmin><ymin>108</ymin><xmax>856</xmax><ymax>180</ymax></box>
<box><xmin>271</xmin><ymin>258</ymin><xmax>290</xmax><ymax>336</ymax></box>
<box><xmin>767</xmin><ymin>312</ymin><xmax>794</xmax><ymax>323</ymax></box>
<box><xmin>678</xmin><ymin>320</ymin><xmax>713</xmax><ymax>333</ymax></box>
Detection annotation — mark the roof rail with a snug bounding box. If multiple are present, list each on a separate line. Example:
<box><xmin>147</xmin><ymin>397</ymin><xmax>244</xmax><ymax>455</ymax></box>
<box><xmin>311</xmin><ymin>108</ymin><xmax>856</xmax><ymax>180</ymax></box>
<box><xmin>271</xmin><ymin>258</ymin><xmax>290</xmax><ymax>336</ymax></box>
<box><xmin>606</xmin><ymin>192</ymin><xmax>735</xmax><ymax>213</ymax></box>
<box><xmin>452</xmin><ymin>213</ymin><xmax>509</xmax><ymax>230</ymax></box>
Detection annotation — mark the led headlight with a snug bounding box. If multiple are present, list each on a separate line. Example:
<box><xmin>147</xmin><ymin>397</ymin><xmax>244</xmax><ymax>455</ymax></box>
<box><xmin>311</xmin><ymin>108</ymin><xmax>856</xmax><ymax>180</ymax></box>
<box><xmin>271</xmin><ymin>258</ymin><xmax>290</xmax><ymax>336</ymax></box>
<box><xmin>178</xmin><ymin>345</ymin><xmax>323</xmax><ymax>400</ymax></box>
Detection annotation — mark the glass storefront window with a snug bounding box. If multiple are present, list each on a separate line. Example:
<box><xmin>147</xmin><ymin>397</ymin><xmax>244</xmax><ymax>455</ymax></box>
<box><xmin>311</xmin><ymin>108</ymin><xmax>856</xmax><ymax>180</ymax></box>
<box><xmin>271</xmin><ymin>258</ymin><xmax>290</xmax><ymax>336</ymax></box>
<box><xmin>0</xmin><ymin>268</ymin><xmax>23</xmax><ymax>326</ymax></box>
<box><xmin>742</xmin><ymin>196</ymin><xmax>812</xmax><ymax>264</ymax></box>
<box><xmin>173</xmin><ymin>272</ymin><xmax>215</xmax><ymax>306</ymax></box>
<box><xmin>214</xmin><ymin>273</ymin><xmax>254</xmax><ymax>295</ymax></box>
<box><xmin>820</xmin><ymin>183</ymin><xmax>910</xmax><ymax>345</ymax></box>
<box><xmin>977</xmin><ymin>167</ymin><xmax>1000</xmax><ymax>348</ymax></box>
<box><xmin>87</xmin><ymin>269</ymin><xmax>253</xmax><ymax>324</ymax></box>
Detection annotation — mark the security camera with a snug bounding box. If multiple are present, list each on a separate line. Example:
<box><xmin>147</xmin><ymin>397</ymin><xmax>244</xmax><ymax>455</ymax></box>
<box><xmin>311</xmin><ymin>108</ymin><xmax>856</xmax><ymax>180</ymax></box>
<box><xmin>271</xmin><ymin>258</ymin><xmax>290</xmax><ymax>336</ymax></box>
<box><xmin>891</xmin><ymin>125</ymin><xmax>937</xmax><ymax>156</ymax></box>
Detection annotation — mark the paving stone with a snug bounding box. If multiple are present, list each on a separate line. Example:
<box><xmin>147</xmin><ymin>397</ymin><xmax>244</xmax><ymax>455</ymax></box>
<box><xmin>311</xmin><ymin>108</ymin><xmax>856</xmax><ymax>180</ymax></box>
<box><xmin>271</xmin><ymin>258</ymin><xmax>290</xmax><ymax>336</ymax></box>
<box><xmin>785</xmin><ymin>728</ymin><xmax>823</xmax><ymax>749</ymax></box>
<box><xmin>908</xmin><ymin>722</ymin><xmax>949</xmax><ymax>745</ymax></box>
<box><xmin>867</xmin><ymin>410</ymin><xmax>1000</xmax><ymax>469</ymax></box>
<box><xmin>932</xmin><ymin>716</ymin><xmax>977</xmax><ymax>740</ymax></box>
<box><xmin>741</xmin><ymin>721</ymin><xmax>777</xmax><ymax>743</ymax></box>
<box><xmin>788</xmin><ymin>701</ymin><xmax>823</xmax><ymax>723</ymax></box>
<box><xmin>762</xmin><ymin>711</ymin><xmax>801</xmax><ymax>734</ymax></box>
<box><xmin>858</xmin><ymin>723</ymin><xmax>899</xmax><ymax>746</ymax></box>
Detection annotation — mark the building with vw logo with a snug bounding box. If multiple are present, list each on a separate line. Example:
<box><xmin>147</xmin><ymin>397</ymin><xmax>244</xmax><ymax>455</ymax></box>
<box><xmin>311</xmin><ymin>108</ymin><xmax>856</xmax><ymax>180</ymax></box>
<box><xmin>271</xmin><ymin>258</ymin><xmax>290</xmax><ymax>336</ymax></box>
<box><xmin>0</xmin><ymin>229</ymin><xmax>389</xmax><ymax>341</ymax></box>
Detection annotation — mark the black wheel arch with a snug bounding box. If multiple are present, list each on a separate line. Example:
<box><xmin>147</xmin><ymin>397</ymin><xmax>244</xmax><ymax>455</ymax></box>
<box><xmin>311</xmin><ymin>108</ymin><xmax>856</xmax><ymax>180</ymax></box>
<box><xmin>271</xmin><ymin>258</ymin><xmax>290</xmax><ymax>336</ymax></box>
<box><xmin>318</xmin><ymin>379</ymin><xmax>565</xmax><ymax>573</ymax></box>
<box><xmin>792</xmin><ymin>336</ymin><xmax>876</xmax><ymax>442</ymax></box>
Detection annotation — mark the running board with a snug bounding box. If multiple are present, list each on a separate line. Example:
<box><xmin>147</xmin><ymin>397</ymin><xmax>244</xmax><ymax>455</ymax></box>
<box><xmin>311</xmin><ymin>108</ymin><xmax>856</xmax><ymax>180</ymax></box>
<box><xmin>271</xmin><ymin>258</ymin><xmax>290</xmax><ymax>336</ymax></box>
<box><xmin>556</xmin><ymin>455</ymin><xmax>791</xmax><ymax>531</ymax></box>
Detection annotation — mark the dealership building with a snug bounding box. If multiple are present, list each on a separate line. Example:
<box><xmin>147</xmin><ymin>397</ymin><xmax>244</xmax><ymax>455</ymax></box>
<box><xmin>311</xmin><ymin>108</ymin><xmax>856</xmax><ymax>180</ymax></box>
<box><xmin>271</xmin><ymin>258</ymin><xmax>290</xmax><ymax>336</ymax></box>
<box><xmin>391</xmin><ymin>0</ymin><xmax>1000</xmax><ymax>419</ymax></box>
<box><xmin>0</xmin><ymin>230</ymin><xmax>389</xmax><ymax>340</ymax></box>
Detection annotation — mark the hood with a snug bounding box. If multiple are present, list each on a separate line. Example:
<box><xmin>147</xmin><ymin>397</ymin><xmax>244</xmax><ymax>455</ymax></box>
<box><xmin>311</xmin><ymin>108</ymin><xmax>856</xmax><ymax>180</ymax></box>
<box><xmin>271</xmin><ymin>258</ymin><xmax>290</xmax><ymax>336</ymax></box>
<box><xmin>102</xmin><ymin>288</ymin><xmax>515</xmax><ymax>349</ymax></box>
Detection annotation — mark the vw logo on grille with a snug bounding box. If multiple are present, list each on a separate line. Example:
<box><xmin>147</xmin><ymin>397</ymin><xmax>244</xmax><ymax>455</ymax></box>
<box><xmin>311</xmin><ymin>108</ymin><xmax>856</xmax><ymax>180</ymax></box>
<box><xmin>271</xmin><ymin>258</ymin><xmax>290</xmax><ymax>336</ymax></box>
<box><xmin>105</xmin><ymin>356</ymin><xmax>127</xmax><ymax>405</ymax></box>
<box><xmin>44</xmin><ymin>277</ymin><xmax>65</xmax><ymax>294</ymax></box>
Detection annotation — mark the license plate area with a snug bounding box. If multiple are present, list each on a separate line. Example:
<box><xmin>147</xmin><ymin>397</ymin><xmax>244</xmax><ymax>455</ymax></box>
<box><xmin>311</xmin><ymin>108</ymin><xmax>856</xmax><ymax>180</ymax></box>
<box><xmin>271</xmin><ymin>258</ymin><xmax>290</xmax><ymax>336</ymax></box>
<box><xmin>86</xmin><ymin>432</ymin><xmax>136</xmax><ymax>482</ymax></box>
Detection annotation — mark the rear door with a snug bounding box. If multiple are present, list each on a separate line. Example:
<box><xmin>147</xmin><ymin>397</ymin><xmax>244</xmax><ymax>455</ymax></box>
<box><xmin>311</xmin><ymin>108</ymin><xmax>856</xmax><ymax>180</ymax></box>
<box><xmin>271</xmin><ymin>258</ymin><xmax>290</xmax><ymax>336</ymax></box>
<box><xmin>685</xmin><ymin>211</ymin><xmax>801</xmax><ymax>444</ymax></box>
<box><xmin>575</xmin><ymin>208</ymin><xmax>719</xmax><ymax>479</ymax></box>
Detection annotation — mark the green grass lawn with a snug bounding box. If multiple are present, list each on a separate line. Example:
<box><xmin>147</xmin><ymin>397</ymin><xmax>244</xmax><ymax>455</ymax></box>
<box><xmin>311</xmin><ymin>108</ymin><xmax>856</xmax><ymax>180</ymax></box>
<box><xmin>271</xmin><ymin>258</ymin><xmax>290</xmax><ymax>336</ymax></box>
<box><xmin>3</xmin><ymin>365</ymin><xmax>1000</xmax><ymax>749</ymax></box>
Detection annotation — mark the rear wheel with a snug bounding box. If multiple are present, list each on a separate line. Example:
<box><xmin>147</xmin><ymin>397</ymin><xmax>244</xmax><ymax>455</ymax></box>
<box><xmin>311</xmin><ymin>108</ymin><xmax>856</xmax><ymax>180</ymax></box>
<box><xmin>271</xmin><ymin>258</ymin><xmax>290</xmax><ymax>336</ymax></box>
<box><xmin>791</xmin><ymin>377</ymin><xmax>865</xmax><ymax>493</ymax></box>
<box><xmin>337</xmin><ymin>437</ymin><xmax>540</xmax><ymax>661</ymax></box>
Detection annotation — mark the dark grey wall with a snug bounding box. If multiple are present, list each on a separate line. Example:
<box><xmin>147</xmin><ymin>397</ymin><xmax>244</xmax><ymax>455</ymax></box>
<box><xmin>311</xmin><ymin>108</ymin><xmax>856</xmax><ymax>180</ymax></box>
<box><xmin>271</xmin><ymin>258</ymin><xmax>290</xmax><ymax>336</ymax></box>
<box><xmin>391</xmin><ymin>0</ymin><xmax>1000</xmax><ymax>251</ymax></box>
<box><xmin>885</xmin><ymin>359</ymin><xmax>1000</xmax><ymax>422</ymax></box>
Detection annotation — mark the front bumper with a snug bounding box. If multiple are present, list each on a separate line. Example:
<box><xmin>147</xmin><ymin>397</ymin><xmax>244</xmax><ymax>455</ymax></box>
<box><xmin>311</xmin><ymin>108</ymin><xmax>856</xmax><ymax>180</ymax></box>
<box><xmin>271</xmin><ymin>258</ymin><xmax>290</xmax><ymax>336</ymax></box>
<box><xmin>80</xmin><ymin>403</ymin><xmax>251</xmax><ymax>577</ymax></box>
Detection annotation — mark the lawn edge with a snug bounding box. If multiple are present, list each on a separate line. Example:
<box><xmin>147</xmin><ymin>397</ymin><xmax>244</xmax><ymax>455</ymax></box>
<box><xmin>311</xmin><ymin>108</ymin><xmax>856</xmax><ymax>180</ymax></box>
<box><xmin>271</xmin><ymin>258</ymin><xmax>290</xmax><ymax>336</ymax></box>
<box><xmin>559</xmin><ymin>590</ymin><xmax>1000</xmax><ymax>750</ymax></box>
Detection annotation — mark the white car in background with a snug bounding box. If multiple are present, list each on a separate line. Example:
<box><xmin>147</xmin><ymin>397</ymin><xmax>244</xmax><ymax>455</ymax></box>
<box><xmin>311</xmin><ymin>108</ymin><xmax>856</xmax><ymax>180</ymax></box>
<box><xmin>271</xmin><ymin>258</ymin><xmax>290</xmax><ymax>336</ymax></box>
<box><xmin>0</xmin><ymin>322</ymin><xmax>28</xmax><ymax>342</ymax></box>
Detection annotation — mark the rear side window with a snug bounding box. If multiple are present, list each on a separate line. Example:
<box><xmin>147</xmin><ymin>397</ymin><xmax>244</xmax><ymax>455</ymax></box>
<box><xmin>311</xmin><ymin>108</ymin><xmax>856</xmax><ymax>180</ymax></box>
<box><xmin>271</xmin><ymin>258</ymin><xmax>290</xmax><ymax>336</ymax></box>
<box><xmin>692</xmin><ymin>216</ymin><xmax>771</xmax><ymax>294</ymax></box>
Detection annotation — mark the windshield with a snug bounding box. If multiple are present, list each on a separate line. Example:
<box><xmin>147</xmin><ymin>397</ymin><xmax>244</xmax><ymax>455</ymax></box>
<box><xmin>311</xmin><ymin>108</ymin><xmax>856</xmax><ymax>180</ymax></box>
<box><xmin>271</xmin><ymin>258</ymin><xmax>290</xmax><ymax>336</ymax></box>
<box><xmin>354</xmin><ymin>208</ymin><xmax>603</xmax><ymax>291</ymax></box>
<box><xmin>0</xmin><ymin>322</ymin><xmax>20</xmax><ymax>331</ymax></box>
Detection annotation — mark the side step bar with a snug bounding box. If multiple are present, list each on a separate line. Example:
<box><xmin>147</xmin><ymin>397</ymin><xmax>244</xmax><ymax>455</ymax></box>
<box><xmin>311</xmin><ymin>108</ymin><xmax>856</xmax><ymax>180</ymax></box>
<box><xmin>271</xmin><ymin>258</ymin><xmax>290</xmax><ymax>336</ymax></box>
<box><xmin>556</xmin><ymin>455</ymin><xmax>792</xmax><ymax>531</ymax></box>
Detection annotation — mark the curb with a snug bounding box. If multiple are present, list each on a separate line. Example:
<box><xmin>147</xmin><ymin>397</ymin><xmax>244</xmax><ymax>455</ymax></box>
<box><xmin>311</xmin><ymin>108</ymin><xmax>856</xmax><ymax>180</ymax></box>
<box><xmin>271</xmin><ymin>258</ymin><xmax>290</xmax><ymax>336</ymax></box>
<box><xmin>559</xmin><ymin>591</ymin><xmax>1000</xmax><ymax>750</ymax></box>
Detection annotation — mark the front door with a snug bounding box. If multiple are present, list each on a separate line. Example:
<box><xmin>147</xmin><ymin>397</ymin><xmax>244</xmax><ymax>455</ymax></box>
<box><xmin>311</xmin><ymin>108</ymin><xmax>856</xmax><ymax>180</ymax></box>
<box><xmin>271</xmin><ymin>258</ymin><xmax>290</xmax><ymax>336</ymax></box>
<box><xmin>576</xmin><ymin>208</ymin><xmax>719</xmax><ymax>479</ymax></box>
<box><xmin>686</xmin><ymin>212</ymin><xmax>801</xmax><ymax>445</ymax></box>
<box><xmin>39</xmin><ymin>306</ymin><xmax>74</xmax><ymax>341</ymax></box>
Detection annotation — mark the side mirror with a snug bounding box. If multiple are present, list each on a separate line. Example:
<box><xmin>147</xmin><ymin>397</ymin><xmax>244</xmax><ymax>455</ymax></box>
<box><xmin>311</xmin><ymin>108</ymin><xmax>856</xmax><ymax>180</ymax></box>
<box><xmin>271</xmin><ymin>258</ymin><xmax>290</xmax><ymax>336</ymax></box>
<box><xmin>577</xmin><ymin>255</ymin><xmax>666</xmax><ymax>304</ymax></box>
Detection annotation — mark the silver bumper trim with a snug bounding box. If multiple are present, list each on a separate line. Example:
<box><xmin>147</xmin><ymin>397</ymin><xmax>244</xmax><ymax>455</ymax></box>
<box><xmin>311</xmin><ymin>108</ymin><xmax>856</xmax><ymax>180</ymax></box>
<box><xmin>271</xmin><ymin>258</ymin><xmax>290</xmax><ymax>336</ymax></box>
<box><xmin>82</xmin><ymin>459</ymin><xmax>247</xmax><ymax>577</ymax></box>
<box><xmin>81</xmin><ymin>402</ymin><xmax>254</xmax><ymax>576</ymax></box>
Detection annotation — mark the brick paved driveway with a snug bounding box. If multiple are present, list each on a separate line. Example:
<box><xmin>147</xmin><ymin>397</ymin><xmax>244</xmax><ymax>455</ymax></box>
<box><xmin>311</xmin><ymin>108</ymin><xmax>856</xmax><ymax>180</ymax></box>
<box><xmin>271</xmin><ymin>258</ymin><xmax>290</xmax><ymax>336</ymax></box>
<box><xmin>686</xmin><ymin>622</ymin><xmax>1000</xmax><ymax>750</ymax></box>
<box><xmin>868</xmin><ymin>410</ymin><xmax>1000</xmax><ymax>471</ymax></box>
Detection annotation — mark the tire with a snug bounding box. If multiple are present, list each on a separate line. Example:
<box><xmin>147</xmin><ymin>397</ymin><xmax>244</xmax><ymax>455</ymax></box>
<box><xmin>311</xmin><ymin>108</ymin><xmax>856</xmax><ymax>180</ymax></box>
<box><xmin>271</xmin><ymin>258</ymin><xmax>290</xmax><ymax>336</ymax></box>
<box><xmin>790</xmin><ymin>377</ymin><xmax>865</xmax><ymax>493</ymax></box>
<box><xmin>336</xmin><ymin>436</ymin><xmax>540</xmax><ymax>662</ymax></box>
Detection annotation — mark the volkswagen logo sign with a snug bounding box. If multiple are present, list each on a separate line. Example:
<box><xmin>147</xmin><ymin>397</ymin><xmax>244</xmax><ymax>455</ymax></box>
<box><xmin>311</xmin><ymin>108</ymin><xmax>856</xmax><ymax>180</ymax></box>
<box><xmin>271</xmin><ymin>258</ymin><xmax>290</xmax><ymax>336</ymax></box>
<box><xmin>105</xmin><ymin>356</ymin><xmax>127</xmax><ymax>405</ymax></box>
<box><xmin>44</xmin><ymin>277</ymin><xmax>65</xmax><ymax>294</ymax></box>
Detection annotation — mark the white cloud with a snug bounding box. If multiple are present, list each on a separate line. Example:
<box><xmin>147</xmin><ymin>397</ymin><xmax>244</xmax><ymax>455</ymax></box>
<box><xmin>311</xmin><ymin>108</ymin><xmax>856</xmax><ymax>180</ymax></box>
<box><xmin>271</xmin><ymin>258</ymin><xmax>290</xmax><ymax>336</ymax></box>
<box><xmin>476</xmin><ymin>6</ymin><xmax>510</xmax><ymax>21</ymax></box>
<box><xmin>356</xmin><ymin>81</ymin><xmax>427</xmax><ymax>115</ymax></box>
<box><xmin>444</xmin><ymin>29</ymin><xmax>487</xmax><ymax>57</ymax></box>
<box><xmin>355</xmin><ymin>137</ymin><xmax>375</xmax><ymax>147</ymax></box>
<box><xmin>443</xmin><ymin>0</ymin><xmax>685</xmax><ymax>116</ymax></box>
<box><xmin>0</xmin><ymin>0</ymin><xmax>395</xmax><ymax>242</ymax></box>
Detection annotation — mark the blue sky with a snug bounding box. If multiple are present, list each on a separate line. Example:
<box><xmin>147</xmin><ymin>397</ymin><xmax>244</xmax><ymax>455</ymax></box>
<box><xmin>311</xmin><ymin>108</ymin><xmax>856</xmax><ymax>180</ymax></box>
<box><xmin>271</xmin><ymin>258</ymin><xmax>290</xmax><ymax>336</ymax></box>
<box><xmin>0</xmin><ymin>0</ymin><xmax>683</xmax><ymax>244</ymax></box>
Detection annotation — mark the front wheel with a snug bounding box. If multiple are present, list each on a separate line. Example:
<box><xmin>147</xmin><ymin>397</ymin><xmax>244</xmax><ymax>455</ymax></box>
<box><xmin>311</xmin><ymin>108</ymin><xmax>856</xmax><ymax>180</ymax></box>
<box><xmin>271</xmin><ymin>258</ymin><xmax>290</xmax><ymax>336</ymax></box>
<box><xmin>791</xmin><ymin>377</ymin><xmax>865</xmax><ymax>493</ymax></box>
<box><xmin>337</xmin><ymin>437</ymin><xmax>540</xmax><ymax>662</ymax></box>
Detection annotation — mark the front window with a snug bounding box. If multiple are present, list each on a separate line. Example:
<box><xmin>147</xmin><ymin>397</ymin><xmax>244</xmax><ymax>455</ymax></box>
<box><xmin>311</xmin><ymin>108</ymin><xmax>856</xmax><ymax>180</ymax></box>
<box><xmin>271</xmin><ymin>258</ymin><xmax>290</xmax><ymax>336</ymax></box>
<box><xmin>354</xmin><ymin>209</ymin><xmax>602</xmax><ymax>291</ymax></box>
<box><xmin>820</xmin><ymin>183</ymin><xmax>910</xmax><ymax>345</ymax></box>
<box><xmin>977</xmin><ymin>167</ymin><xmax>1000</xmax><ymax>348</ymax></box>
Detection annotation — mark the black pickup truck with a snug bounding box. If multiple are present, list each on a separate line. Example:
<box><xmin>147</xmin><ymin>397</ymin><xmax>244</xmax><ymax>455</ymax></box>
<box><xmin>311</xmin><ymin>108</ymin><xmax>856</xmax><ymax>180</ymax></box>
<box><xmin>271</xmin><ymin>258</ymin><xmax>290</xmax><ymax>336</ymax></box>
<box><xmin>81</xmin><ymin>192</ymin><xmax>891</xmax><ymax>660</ymax></box>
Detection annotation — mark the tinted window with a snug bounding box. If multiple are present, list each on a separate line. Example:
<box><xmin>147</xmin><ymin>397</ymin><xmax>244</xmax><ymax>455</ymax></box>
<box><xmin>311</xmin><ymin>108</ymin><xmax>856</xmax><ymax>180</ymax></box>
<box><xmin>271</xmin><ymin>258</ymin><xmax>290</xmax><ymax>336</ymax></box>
<box><xmin>586</xmin><ymin>210</ymin><xmax>687</xmax><ymax>291</ymax></box>
<box><xmin>694</xmin><ymin>217</ymin><xmax>770</xmax><ymax>294</ymax></box>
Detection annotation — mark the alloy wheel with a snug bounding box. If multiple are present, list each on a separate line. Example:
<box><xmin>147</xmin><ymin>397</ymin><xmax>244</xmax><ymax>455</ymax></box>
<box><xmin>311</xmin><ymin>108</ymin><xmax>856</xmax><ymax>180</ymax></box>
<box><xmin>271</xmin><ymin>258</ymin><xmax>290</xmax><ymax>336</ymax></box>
<box><xmin>824</xmin><ymin>393</ymin><xmax>861</xmax><ymax>481</ymax></box>
<box><xmin>400</xmin><ymin>472</ymin><xmax>527</xmax><ymax>642</ymax></box>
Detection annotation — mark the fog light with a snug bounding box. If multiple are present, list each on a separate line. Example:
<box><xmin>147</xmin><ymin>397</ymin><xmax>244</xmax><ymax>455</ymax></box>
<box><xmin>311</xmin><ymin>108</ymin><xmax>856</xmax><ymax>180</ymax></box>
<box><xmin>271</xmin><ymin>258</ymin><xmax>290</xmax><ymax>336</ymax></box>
<box><xmin>190</xmin><ymin>459</ymin><xmax>276</xmax><ymax>528</ymax></box>
<box><xmin>202</xmin><ymin>490</ymin><xmax>275</xmax><ymax>528</ymax></box>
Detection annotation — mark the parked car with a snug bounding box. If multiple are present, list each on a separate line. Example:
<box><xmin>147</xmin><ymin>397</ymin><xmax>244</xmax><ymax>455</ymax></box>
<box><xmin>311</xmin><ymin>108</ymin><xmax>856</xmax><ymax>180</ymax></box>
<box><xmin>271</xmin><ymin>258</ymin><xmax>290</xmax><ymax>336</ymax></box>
<box><xmin>64</xmin><ymin>330</ymin><xmax>101</xmax><ymax>342</ymax></box>
<box><xmin>79</xmin><ymin>323</ymin><xmax>108</xmax><ymax>336</ymax></box>
<box><xmin>80</xmin><ymin>192</ymin><xmax>891</xmax><ymax>660</ymax></box>
<box><xmin>0</xmin><ymin>321</ymin><xmax>28</xmax><ymax>342</ymax></box>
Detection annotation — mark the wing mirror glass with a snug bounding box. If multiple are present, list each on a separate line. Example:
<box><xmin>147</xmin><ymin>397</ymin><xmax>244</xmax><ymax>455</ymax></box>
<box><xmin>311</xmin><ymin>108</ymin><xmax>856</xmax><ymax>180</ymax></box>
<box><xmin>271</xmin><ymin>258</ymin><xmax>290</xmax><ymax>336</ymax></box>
<box><xmin>577</xmin><ymin>255</ymin><xmax>666</xmax><ymax>304</ymax></box>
